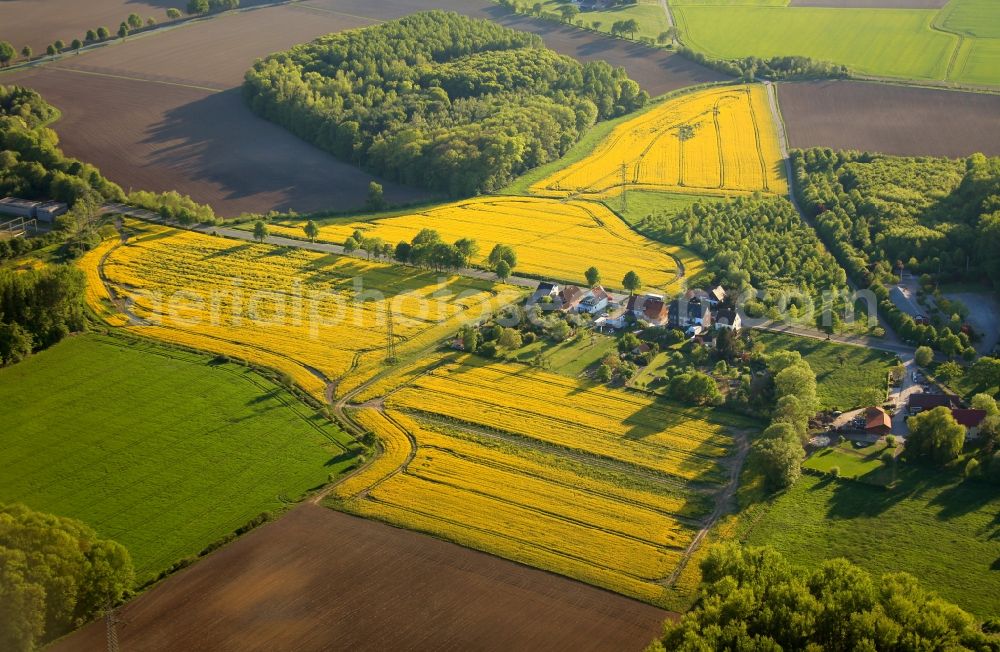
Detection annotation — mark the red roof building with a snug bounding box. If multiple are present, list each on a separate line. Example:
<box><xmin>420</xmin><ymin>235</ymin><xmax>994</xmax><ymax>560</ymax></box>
<box><xmin>864</xmin><ymin>407</ymin><xmax>892</xmax><ymax>435</ymax></box>
<box><xmin>951</xmin><ymin>408</ymin><xmax>988</xmax><ymax>438</ymax></box>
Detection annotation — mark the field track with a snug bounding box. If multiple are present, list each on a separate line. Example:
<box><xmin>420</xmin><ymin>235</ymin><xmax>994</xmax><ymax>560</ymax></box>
<box><xmin>50</xmin><ymin>505</ymin><xmax>672</xmax><ymax>652</ymax></box>
<box><xmin>778</xmin><ymin>80</ymin><xmax>1000</xmax><ymax>157</ymax></box>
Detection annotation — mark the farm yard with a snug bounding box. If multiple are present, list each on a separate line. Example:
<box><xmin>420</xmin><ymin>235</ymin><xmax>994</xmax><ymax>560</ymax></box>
<box><xmin>261</xmin><ymin>196</ymin><xmax>699</xmax><ymax>293</ymax></box>
<box><xmin>330</xmin><ymin>355</ymin><xmax>756</xmax><ymax>607</ymax></box>
<box><xmin>0</xmin><ymin>334</ymin><xmax>360</xmax><ymax>583</ymax></box>
<box><xmin>777</xmin><ymin>80</ymin><xmax>1000</xmax><ymax>157</ymax></box>
<box><xmin>82</xmin><ymin>221</ymin><xmax>523</xmax><ymax>400</ymax></box>
<box><xmin>49</xmin><ymin>505</ymin><xmax>671</xmax><ymax>652</ymax></box>
<box><xmin>532</xmin><ymin>85</ymin><xmax>788</xmax><ymax>199</ymax></box>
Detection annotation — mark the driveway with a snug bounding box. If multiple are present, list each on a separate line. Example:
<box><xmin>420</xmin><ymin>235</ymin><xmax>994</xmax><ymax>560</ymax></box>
<box><xmin>943</xmin><ymin>290</ymin><xmax>999</xmax><ymax>355</ymax></box>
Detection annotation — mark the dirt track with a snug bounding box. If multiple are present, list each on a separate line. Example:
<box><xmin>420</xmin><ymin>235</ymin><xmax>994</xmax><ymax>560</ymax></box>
<box><xmin>778</xmin><ymin>80</ymin><xmax>1000</xmax><ymax>157</ymax></box>
<box><xmin>51</xmin><ymin>504</ymin><xmax>671</xmax><ymax>652</ymax></box>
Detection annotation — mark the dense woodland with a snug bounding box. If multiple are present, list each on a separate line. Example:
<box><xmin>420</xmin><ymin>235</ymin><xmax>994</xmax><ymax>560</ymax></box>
<box><xmin>243</xmin><ymin>11</ymin><xmax>648</xmax><ymax>196</ymax></box>
<box><xmin>794</xmin><ymin>148</ymin><xmax>1000</xmax><ymax>349</ymax></box>
<box><xmin>0</xmin><ymin>503</ymin><xmax>134</xmax><ymax>652</ymax></box>
<box><xmin>641</xmin><ymin>195</ymin><xmax>849</xmax><ymax>307</ymax></box>
<box><xmin>0</xmin><ymin>266</ymin><xmax>86</xmax><ymax>365</ymax></box>
<box><xmin>652</xmin><ymin>543</ymin><xmax>997</xmax><ymax>651</ymax></box>
<box><xmin>0</xmin><ymin>86</ymin><xmax>124</xmax><ymax>206</ymax></box>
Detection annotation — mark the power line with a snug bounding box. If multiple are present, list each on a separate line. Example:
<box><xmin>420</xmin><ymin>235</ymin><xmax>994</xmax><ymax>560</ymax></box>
<box><xmin>386</xmin><ymin>309</ymin><xmax>397</xmax><ymax>363</ymax></box>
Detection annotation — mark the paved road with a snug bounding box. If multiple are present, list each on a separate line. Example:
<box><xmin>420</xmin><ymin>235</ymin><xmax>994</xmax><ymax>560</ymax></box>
<box><xmin>104</xmin><ymin>203</ymin><xmax>539</xmax><ymax>289</ymax></box>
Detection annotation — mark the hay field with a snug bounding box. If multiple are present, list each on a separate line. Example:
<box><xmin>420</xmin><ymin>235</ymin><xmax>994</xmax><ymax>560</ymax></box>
<box><xmin>80</xmin><ymin>222</ymin><xmax>521</xmax><ymax>400</ymax></box>
<box><xmin>531</xmin><ymin>85</ymin><xmax>787</xmax><ymax>199</ymax></box>
<box><xmin>266</xmin><ymin>196</ymin><xmax>699</xmax><ymax>292</ymax></box>
<box><xmin>331</xmin><ymin>357</ymin><xmax>752</xmax><ymax>606</ymax></box>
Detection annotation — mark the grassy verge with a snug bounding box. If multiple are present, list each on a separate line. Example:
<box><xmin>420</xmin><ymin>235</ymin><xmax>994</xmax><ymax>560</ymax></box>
<box><xmin>0</xmin><ymin>333</ymin><xmax>361</xmax><ymax>583</ymax></box>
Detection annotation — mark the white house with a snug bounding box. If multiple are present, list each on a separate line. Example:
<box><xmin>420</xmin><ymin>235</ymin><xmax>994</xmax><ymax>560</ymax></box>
<box><xmin>577</xmin><ymin>286</ymin><xmax>611</xmax><ymax>314</ymax></box>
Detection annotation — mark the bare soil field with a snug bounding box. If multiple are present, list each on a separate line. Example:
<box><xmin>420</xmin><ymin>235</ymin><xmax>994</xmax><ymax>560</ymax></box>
<box><xmin>51</xmin><ymin>504</ymin><xmax>670</xmax><ymax>652</ymax></box>
<box><xmin>51</xmin><ymin>3</ymin><xmax>378</xmax><ymax>90</ymax></box>
<box><xmin>302</xmin><ymin>0</ymin><xmax>731</xmax><ymax>96</ymax></box>
<box><xmin>3</xmin><ymin>67</ymin><xmax>427</xmax><ymax>217</ymax></box>
<box><xmin>0</xmin><ymin>0</ymin><xmax>283</xmax><ymax>56</ymax></box>
<box><xmin>788</xmin><ymin>0</ymin><xmax>947</xmax><ymax>7</ymax></box>
<box><xmin>778</xmin><ymin>80</ymin><xmax>1000</xmax><ymax>157</ymax></box>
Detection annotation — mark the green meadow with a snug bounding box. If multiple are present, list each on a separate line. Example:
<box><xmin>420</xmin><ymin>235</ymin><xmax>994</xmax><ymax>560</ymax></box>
<box><xmin>0</xmin><ymin>335</ymin><xmax>361</xmax><ymax>583</ymax></box>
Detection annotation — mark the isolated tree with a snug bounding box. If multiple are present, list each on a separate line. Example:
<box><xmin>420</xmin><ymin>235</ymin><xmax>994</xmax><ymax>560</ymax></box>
<box><xmin>96</xmin><ymin>26</ymin><xmax>110</xmax><ymax>40</ymax></box>
<box><xmin>19</xmin><ymin>45</ymin><xmax>31</xmax><ymax>60</ymax></box>
<box><xmin>394</xmin><ymin>241</ymin><xmax>411</xmax><ymax>262</ymax></box>
<box><xmin>303</xmin><ymin>220</ymin><xmax>319</xmax><ymax>243</ymax></box>
<box><xmin>85</xmin><ymin>29</ymin><xmax>98</xmax><ymax>42</ymax></box>
<box><xmin>71</xmin><ymin>39</ymin><xmax>82</xmax><ymax>51</ymax></box>
<box><xmin>118</xmin><ymin>23</ymin><xmax>129</xmax><ymax>39</ymax></box>
<box><xmin>753</xmin><ymin>435</ymin><xmax>803</xmax><ymax>491</ymax></box>
<box><xmin>915</xmin><ymin>345</ymin><xmax>933</xmax><ymax>367</ymax></box>
<box><xmin>591</xmin><ymin>20</ymin><xmax>602</xmax><ymax>31</ymax></box>
<box><xmin>127</xmin><ymin>13</ymin><xmax>144</xmax><ymax>29</ymax></box>
<box><xmin>53</xmin><ymin>39</ymin><xmax>65</xmax><ymax>51</ymax></box>
<box><xmin>498</xmin><ymin>327</ymin><xmax>522</xmax><ymax>349</ymax></box>
<box><xmin>622</xmin><ymin>270</ymin><xmax>641</xmax><ymax>294</ymax></box>
<box><xmin>45</xmin><ymin>44</ymin><xmax>56</xmax><ymax>56</ymax></box>
<box><xmin>531</xmin><ymin>2</ymin><xmax>543</xmax><ymax>16</ymax></box>
<box><xmin>0</xmin><ymin>42</ymin><xmax>15</xmax><ymax>67</ymax></box>
<box><xmin>907</xmin><ymin>406</ymin><xmax>965</xmax><ymax>466</ymax></box>
<box><xmin>461</xmin><ymin>326</ymin><xmax>478</xmax><ymax>353</ymax></box>
<box><xmin>252</xmin><ymin>220</ymin><xmax>268</xmax><ymax>243</ymax></box>
<box><xmin>585</xmin><ymin>266</ymin><xmax>600</xmax><ymax>288</ymax></box>
<box><xmin>936</xmin><ymin>360</ymin><xmax>963</xmax><ymax>382</ymax></box>
<box><xmin>147</xmin><ymin>17</ymin><xmax>157</xmax><ymax>27</ymax></box>
<box><xmin>166</xmin><ymin>8</ymin><xmax>183</xmax><ymax>19</ymax></box>
<box><xmin>971</xmin><ymin>393</ymin><xmax>999</xmax><ymax>416</ymax></box>
<box><xmin>188</xmin><ymin>0</ymin><xmax>210</xmax><ymax>14</ymax></box>
<box><xmin>454</xmin><ymin>237</ymin><xmax>478</xmax><ymax>267</ymax></box>
<box><xmin>858</xmin><ymin>386</ymin><xmax>886</xmax><ymax>408</ymax></box>
<box><xmin>622</xmin><ymin>19</ymin><xmax>638</xmax><ymax>39</ymax></box>
<box><xmin>496</xmin><ymin>259</ymin><xmax>511</xmax><ymax>282</ymax></box>
<box><xmin>343</xmin><ymin>236</ymin><xmax>359</xmax><ymax>253</ymax></box>
<box><xmin>365</xmin><ymin>181</ymin><xmax>385</xmax><ymax>211</ymax></box>
<box><xmin>488</xmin><ymin>244</ymin><xmax>517</xmax><ymax>270</ymax></box>
<box><xmin>657</xmin><ymin>26</ymin><xmax>678</xmax><ymax>45</ymax></box>
<box><xmin>559</xmin><ymin>4</ymin><xmax>579</xmax><ymax>22</ymax></box>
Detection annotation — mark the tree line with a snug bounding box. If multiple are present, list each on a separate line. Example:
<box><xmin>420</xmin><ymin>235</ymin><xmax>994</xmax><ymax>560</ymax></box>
<box><xmin>0</xmin><ymin>8</ymin><xmax>197</xmax><ymax>65</ymax></box>
<box><xmin>651</xmin><ymin>543</ymin><xmax>998</xmax><ymax>651</ymax></box>
<box><xmin>243</xmin><ymin>11</ymin><xmax>647</xmax><ymax>196</ymax></box>
<box><xmin>0</xmin><ymin>266</ymin><xmax>86</xmax><ymax>366</ymax></box>
<box><xmin>0</xmin><ymin>503</ymin><xmax>134</xmax><ymax>652</ymax></box>
<box><xmin>677</xmin><ymin>46</ymin><xmax>850</xmax><ymax>81</ymax></box>
<box><xmin>1</xmin><ymin>85</ymin><xmax>125</xmax><ymax>207</ymax></box>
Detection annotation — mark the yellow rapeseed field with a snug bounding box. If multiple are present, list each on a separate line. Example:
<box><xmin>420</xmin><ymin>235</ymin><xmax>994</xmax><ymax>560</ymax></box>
<box><xmin>532</xmin><ymin>84</ymin><xmax>787</xmax><ymax>198</ymax></box>
<box><xmin>332</xmin><ymin>355</ymin><xmax>749</xmax><ymax>606</ymax></box>
<box><xmin>386</xmin><ymin>357</ymin><xmax>738</xmax><ymax>484</ymax></box>
<box><xmin>79</xmin><ymin>221</ymin><xmax>521</xmax><ymax>399</ymax></box>
<box><xmin>333</xmin><ymin>408</ymin><xmax>695</xmax><ymax>605</ymax></box>
<box><xmin>264</xmin><ymin>196</ymin><xmax>695</xmax><ymax>293</ymax></box>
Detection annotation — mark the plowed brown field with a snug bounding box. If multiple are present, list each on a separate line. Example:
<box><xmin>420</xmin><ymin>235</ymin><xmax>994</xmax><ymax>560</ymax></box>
<box><xmin>778</xmin><ymin>80</ymin><xmax>1000</xmax><ymax>157</ymax></box>
<box><xmin>50</xmin><ymin>505</ymin><xmax>671</xmax><ymax>652</ymax></box>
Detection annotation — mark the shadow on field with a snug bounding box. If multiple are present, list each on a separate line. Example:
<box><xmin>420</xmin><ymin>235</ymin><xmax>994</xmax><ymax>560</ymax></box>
<box><xmin>142</xmin><ymin>89</ymin><xmax>427</xmax><ymax>215</ymax></box>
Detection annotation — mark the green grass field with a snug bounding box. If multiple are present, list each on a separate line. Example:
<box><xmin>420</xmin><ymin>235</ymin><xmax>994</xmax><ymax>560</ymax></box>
<box><xmin>940</xmin><ymin>0</ymin><xmax>1000</xmax><ymax>38</ymax></box>
<box><xmin>607</xmin><ymin>190</ymin><xmax>717</xmax><ymax>227</ymax></box>
<box><xmin>753</xmin><ymin>331</ymin><xmax>896</xmax><ymax>411</ymax></box>
<box><xmin>0</xmin><ymin>334</ymin><xmax>361</xmax><ymax>583</ymax></box>
<box><xmin>804</xmin><ymin>441</ymin><xmax>894</xmax><ymax>485</ymax></box>
<box><xmin>673</xmin><ymin>6</ymin><xmax>958</xmax><ymax>81</ymax></box>
<box><xmin>523</xmin><ymin>0</ymin><xmax>669</xmax><ymax>42</ymax></box>
<box><xmin>741</xmin><ymin>470</ymin><xmax>1000</xmax><ymax>619</ymax></box>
